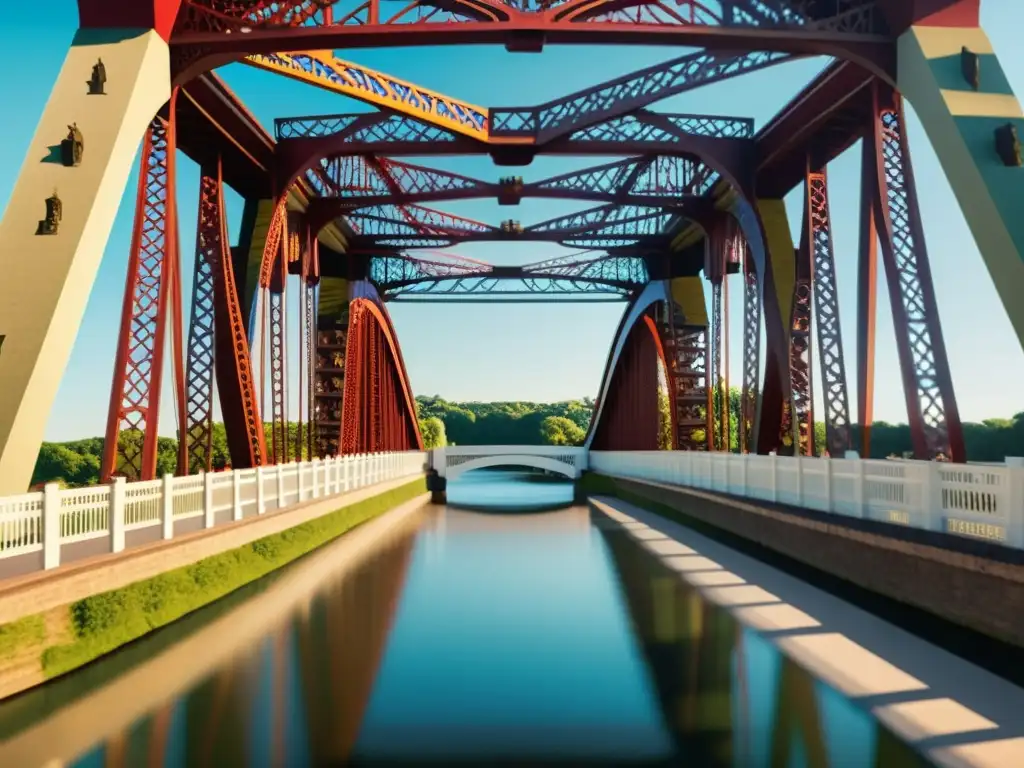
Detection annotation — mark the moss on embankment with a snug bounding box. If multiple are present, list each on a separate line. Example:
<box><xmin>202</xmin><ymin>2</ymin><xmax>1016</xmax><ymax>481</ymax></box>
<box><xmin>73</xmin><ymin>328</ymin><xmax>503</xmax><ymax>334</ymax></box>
<box><xmin>0</xmin><ymin>478</ymin><xmax>426</xmax><ymax>691</ymax></box>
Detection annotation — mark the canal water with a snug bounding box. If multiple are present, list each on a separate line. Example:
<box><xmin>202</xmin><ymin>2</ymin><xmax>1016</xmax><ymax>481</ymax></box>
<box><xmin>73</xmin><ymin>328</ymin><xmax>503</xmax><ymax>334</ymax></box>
<box><xmin>0</xmin><ymin>470</ymin><xmax>933</xmax><ymax>767</ymax></box>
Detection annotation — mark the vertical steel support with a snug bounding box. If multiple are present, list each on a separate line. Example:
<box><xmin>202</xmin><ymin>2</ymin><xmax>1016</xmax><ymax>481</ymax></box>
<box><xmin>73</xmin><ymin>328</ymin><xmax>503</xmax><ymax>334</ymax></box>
<box><xmin>102</xmin><ymin>95</ymin><xmax>181</xmax><ymax>482</ymax></box>
<box><xmin>340</xmin><ymin>302</ymin><xmax>367</xmax><ymax>455</ymax></box>
<box><xmin>868</xmin><ymin>86</ymin><xmax>965</xmax><ymax>462</ymax></box>
<box><xmin>304</xmin><ymin>234</ymin><xmax>318</xmax><ymax>461</ymax></box>
<box><xmin>740</xmin><ymin>245</ymin><xmax>760</xmax><ymax>454</ymax></box>
<box><xmin>788</xmin><ymin>186</ymin><xmax>815</xmax><ymax>457</ymax></box>
<box><xmin>197</xmin><ymin>160</ymin><xmax>266</xmax><ymax>469</ymax></box>
<box><xmin>857</xmin><ymin>137</ymin><xmax>879</xmax><ymax>458</ymax></box>
<box><xmin>710</xmin><ymin>280</ymin><xmax>725</xmax><ymax>451</ymax></box>
<box><xmin>806</xmin><ymin>167</ymin><xmax>852</xmax><ymax>457</ymax></box>
<box><xmin>185</xmin><ymin>169</ymin><xmax>217</xmax><ymax>474</ymax></box>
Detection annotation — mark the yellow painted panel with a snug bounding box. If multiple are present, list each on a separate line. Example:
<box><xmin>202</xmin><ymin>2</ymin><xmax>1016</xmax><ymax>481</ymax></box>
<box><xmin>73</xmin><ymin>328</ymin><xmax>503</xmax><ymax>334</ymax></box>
<box><xmin>940</xmin><ymin>90</ymin><xmax>1023</xmax><ymax>118</ymax></box>
<box><xmin>911</xmin><ymin>25</ymin><xmax>994</xmax><ymax>58</ymax></box>
<box><xmin>0</xmin><ymin>30</ymin><xmax>172</xmax><ymax>494</ymax></box>
<box><xmin>756</xmin><ymin>199</ymin><xmax>796</xmax><ymax>334</ymax></box>
<box><xmin>898</xmin><ymin>25</ymin><xmax>1024</xmax><ymax>350</ymax></box>
<box><xmin>670</xmin><ymin>276</ymin><xmax>708</xmax><ymax>327</ymax></box>
<box><xmin>318</xmin><ymin>277</ymin><xmax>349</xmax><ymax>321</ymax></box>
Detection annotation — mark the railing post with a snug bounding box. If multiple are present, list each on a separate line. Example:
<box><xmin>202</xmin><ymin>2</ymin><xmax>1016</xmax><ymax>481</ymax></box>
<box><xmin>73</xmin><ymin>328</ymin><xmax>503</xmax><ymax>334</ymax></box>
<box><xmin>1006</xmin><ymin>457</ymin><xmax>1024</xmax><ymax>547</ymax></box>
<box><xmin>256</xmin><ymin>466</ymin><xmax>266</xmax><ymax>515</ymax></box>
<box><xmin>110</xmin><ymin>477</ymin><xmax>126</xmax><ymax>553</ymax></box>
<box><xmin>204</xmin><ymin>471</ymin><xmax>215</xmax><ymax>528</ymax></box>
<box><xmin>232</xmin><ymin>470</ymin><xmax>243</xmax><ymax>521</ymax></box>
<box><xmin>42</xmin><ymin>483</ymin><xmax>61</xmax><ymax>570</ymax></box>
<box><xmin>343</xmin><ymin>457</ymin><xmax>350</xmax><ymax>492</ymax></box>
<box><xmin>161</xmin><ymin>474</ymin><xmax>174</xmax><ymax>539</ymax></box>
<box><xmin>276</xmin><ymin>464</ymin><xmax>286</xmax><ymax>509</ymax></box>
<box><xmin>922</xmin><ymin>461</ymin><xmax>938</xmax><ymax>532</ymax></box>
<box><xmin>298</xmin><ymin>460</ymin><xmax>306</xmax><ymax>502</ymax></box>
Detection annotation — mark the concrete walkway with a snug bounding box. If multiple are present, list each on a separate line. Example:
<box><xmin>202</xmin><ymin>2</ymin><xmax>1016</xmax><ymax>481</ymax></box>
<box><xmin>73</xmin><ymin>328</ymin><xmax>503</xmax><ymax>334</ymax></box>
<box><xmin>590</xmin><ymin>495</ymin><xmax>1024</xmax><ymax>768</ymax></box>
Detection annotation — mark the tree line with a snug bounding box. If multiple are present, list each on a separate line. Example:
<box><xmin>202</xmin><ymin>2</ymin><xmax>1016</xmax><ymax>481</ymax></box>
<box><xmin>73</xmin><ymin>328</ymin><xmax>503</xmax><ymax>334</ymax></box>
<box><xmin>29</xmin><ymin>391</ymin><xmax>1024</xmax><ymax>489</ymax></box>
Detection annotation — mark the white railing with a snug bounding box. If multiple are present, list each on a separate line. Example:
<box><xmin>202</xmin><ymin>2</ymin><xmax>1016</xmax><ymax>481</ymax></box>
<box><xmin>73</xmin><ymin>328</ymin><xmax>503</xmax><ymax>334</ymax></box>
<box><xmin>0</xmin><ymin>452</ymin><xmax>428</xmax><ymax>571</ymax></box>
<box><xmin>589</xmin><ymin>451</ymin><xmax>1024</xmax><ymax>550</ymax></box>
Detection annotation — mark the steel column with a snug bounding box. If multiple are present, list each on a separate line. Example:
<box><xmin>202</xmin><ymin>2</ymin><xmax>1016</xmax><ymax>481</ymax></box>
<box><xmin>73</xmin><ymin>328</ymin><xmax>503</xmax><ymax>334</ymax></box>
<box><xmin>857</xmin><ymin>136</ymin><xmax>879</xmax><ymax>459</ymax></box>
<box><xmin>868</xmin><ymin>85</ymin><xmax>965</xmax><ymax>462</ymax></box>
<box><xmin>102</xmin><ymin>95</ymin><xmax>184</xmax><ymax>482</ymax></box>
<box><xmin>740</xmin><ymin>245</ymin><xmax>760</xmax><ymax>455</ymax></box>
<box><xmin>806</xmin><ymin>167</ymin><xmax>852</xmax><ymax>457</ymax></box>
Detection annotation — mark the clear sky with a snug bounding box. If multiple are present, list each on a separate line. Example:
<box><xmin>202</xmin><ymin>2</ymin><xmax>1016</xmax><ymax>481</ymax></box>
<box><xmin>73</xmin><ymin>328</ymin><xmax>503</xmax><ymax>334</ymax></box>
<box><xmin>2</xmin><ymin>3</ymin><xmax>1023</xmax><ymax>442</ymax></box>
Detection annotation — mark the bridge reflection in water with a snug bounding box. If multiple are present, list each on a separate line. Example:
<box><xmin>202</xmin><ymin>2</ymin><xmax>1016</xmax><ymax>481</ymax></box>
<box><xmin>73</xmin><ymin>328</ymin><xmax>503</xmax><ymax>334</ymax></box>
<box><xmin>0</xmin><ymin>472</ymin><xmax>933</xmax><ymax>767</ymax></box>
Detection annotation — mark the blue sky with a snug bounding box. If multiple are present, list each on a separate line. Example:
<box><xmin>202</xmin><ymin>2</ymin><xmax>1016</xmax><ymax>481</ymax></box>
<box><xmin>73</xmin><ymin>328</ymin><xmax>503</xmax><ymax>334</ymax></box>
<box><xmin>2</xmin><ymin>3</ymin><xmax>1023</xmax><ymax>441</ymax></box>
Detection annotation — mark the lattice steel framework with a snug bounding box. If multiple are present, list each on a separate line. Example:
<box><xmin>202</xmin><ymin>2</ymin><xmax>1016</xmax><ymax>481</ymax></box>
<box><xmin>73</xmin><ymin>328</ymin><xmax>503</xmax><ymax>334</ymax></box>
<box><xmin>656</xmin><ymin>300</ymin><xmax>712</xmax><ymax>451</ymax></box>
<box><xmin>267</xmin><ymin>263</ymin><xmax>289</xmax><ymax>465</ymax></box>
<box><xmin>371</xmin><ymin>251</ymin><xmax>649</xmax><ymax>300</ymax></box>
<box><xmin>340</xmin><ymin>299</ymin><xmax>421</xmax><ymax>455</ymax></box>
<box><xmin>806</xmin><ymin>168</ymin><xmax>851</xmax><ymax>457</ymax></box>
<box><xmin>184</xmin><ymin>173</ymin><xmax>219</xmax><ymax>474</ymax></box>
<box><xmin>103</xmin><ymin>105</ymin><xmax>187</xmax><ymax>482</ymax></box>
<box><xmin>740</xmin><ymin>246</ymin><xmax>760</xmax><ymax>454</ymax></box>
<box><xmin>868</xmin><ymin>87</ymin><xmax>964</xmax><ymax>462</ymax></box>
<box><xmin>278</xmin><ymin>110</ymin><xmax>754</xmax><ymax>166</ymax></box>
<box><xmin>786</xmin><ymin>255</ymin><xmax>814</xmax><ymax>457</ymax></box>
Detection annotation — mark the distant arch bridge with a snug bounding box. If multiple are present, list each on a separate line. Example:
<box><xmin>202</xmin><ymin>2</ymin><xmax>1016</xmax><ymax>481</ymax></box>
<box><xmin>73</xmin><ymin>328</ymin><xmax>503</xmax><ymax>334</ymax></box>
<box><xmin>431</xmin><ymin>446</ymin><xmax>588</xmax><ymax>482</ymax></box>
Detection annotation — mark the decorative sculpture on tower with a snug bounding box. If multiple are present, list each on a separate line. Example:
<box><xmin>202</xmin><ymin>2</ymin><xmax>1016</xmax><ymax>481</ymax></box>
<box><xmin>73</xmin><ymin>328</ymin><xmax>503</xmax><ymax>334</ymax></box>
<box><xmin>37</xmin><ymin>189</ymin><xmax>62</xmax><ymax>235</ymax></box>
<box><xmin>88</xmin><ymin>58</ymin><xmax>106</xmax><ymax>95</ymax></box>
<box><xmin>60</xmin><ymin>123</ymin><xmax>84</xmax><ymax>168</ymax></box>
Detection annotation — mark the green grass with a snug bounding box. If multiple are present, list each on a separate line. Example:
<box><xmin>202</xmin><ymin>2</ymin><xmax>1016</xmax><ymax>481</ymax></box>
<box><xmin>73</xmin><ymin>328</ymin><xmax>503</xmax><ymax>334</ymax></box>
<box><xmin>0</xmin><ymin>477</ymin><xmax>425</xmax><ymax>682</ymax></box>
<box><xmin>0</xmin><ymin>614</ymin><xmax>46</xmax><ymax>658</ymax></box>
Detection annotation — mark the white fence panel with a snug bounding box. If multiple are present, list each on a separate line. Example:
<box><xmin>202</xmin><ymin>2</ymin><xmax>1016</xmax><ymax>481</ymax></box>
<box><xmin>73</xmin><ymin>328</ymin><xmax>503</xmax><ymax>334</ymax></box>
<box><xmin>0</xmin><ymin>451</ymin><xmax>428</xmax><ymax>572</ymax></box>
<box><xmin>589</xmin><ymin>450</ymin><xmax>1024</xmax><ymax>550</ymax></box>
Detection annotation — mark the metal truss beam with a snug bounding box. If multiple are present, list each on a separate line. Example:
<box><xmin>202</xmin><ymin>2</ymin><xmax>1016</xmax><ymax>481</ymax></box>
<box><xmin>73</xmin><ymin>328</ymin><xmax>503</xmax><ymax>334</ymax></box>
<box><xmin>370</xmin><ymin>251</ymin><xmax>647</xmax><ymax>300</ymax></box>
<box><xmin>805</xmin><ymin>166</ymin><xmax>851</xmax><ymax>458</ymax></box>
<box><xmin>351</xmin><ymin>203</ymin><xmax>677</xmax><ymax>249</ymax></box>
<box><xmin>276</xmin><ymin>110</ymin><xmax>754</xmax><ymax>184</ymax></box>
<box><xmin>244</xmin><ymin>51</ymin><xmax>490</xmax><ymax>141</ymax></box>
<box><xmin>103</xmin><ymin>107</ymin><xmax>188</xmax><ymax>482</ymax></box>
<box><xmin>867</xmin><ymin>85</ymin><xmax>964</xmax><ymax>462</ymax></box>
<box><xmin>306</xmin><ymin>155</ymin><xmax>727</xmax><ymax>226</ymax></box>
<box><xmin>171</xmin><ymin>1</ymin><xmax>890</xmax><ymax>80</ymax></box>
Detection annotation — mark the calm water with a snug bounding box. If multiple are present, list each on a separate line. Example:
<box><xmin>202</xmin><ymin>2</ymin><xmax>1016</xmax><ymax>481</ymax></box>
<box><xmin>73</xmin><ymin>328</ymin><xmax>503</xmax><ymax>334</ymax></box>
<box><xmin>0</xmin><ymin>470</ymin><xmax>932</xmax><ymax>767</ymax></box>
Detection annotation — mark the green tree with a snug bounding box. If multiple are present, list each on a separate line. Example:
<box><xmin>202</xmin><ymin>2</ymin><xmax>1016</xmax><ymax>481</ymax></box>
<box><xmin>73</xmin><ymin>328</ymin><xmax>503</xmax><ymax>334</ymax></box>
<box><xmin>418</xmin><ymin>417</ymin><xmax>448</xmax><ymax>449</ymax></box>
<box><xmin>540</xmin><ymin>416</ymin><xmax>586</xmax><ymax>446</ymax></box>
<box><xmin>657</xmin><ymin>389</ymin><xmax>673</xmax><ymax>450</ymax></box>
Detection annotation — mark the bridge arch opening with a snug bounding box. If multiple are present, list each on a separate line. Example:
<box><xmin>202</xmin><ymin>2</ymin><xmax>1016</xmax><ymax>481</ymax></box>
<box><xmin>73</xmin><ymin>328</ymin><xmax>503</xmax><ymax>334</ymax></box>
<box><xmin>445</xmin><ymin>454</ymin><xmax>579</xmax><ymax>483</ymax></box>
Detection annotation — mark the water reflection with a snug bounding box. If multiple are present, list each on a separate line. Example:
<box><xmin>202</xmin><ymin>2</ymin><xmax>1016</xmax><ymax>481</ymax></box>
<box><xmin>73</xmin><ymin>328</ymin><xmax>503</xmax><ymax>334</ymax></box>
<box><xmin>0</xmin><ymin>472</ymin><xmax>937</xmax><ymax>767</ymax></box>
<box><xmin>446</xmin><ymin>468</ymin><xmax>575</xmax><ymax>511</ymax></box>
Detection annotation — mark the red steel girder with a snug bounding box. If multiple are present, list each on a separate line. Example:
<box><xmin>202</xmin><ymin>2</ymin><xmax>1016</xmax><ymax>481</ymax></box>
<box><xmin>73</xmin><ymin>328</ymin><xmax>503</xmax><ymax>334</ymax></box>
<box><xmin>306</xmin><ymin>155</ymin><xmax>729</xmax><ymax>230</ymax></box>
<box><xmin>589</xmin><ymin>314</ymin><xmax>663</xmax><ymax>451</ymax></box>
<box><xmin>251</xmin><ymin>47</ymin><xmax>776</xmax><ymax>151</ymax></box>
<box><xmin>277</xmin><ymin>110</ymin><xmax>754</xmax><ymax>185</ymax></box>
<box><xmin>488</xmin><ymin>49</ymin><xmax>788</xmax><ymax>145</ymax></box>
<box><xmin>202</xmin><ymin>162</ymin><xmax>268</xmax><ymax>469</ymax></box>
<box><xmin>170</xmin><ymin>0</ymin><xmax>892</xmax><ymax>82</ymax></box>
<box><xmin>185</xmin><ymin>175</ymin><xmax>219</xmax><ymax>474</ymax></box>
<box><xmin>785</xmin><ymin>190</ymin><xmax>815</xmax><ymax>457</ymax></box>
<box><xmin>867</xmin><ymin>85</ymin><xmax>964</xmax><ymax>462</ymax></box>
<box><xmin>340</xmin><ymin>295</ymin><xmax>422</xmax><ymax>453</ymax></box>
<box><xmin>740</xmin><ymin>245</ymin><xmax>760</xmax><ymax>454</ymax></box>
<box><xmin>102</xmin><ymin>103</ymin><xmax>187</xmax><ymax>482</ymax></box>
<box><xmin>354</xmin><ymin>203</ymin><xmax>677</xmax><ymax>249</ymax></box>
<box><xmin>805</xmin><ymin>166</ymin><xmax>852</xmax><ymax>457</ymax></box>
<box><xmin>372</xmin><ymin>251</ymin><xmax>647</xmax><ymax>298</ymax></box>
<box><xmin>346</xmin><ymin>204</ymin><xmax>498</xmax><ymax>239</ymax></box>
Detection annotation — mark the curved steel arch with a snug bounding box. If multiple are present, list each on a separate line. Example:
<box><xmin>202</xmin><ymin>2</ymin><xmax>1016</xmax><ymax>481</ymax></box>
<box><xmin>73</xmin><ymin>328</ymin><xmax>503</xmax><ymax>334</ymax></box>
<box><xmin>340</xmin><ymin>291</ymin><xmax>424</xmax><ymax>453</ymax></box>
<box><xmin>586</xmin><ymin>280</ymin><xmax>672</xmax><ymax>450</ymax></box>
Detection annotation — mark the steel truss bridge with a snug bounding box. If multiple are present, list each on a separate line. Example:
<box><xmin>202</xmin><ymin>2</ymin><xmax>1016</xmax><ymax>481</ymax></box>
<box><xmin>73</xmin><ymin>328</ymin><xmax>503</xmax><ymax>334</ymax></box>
<box><xmin>0</xmin><ymin>0</ymin><xmax>1021</xmax><ymax>497</ymax></box>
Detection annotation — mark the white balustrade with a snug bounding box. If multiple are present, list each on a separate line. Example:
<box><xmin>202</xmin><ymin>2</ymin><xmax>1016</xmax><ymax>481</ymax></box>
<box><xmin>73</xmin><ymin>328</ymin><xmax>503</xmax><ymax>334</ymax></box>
<box><xmin>589</xmin><ymin>451</ymin><xmax>1024</xmax><ymax>550</ymax></box>
<box><xmin>0</xmin><ymin>452</ymin><xmax>428</xmax><ymax>572</ymax></box>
